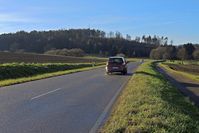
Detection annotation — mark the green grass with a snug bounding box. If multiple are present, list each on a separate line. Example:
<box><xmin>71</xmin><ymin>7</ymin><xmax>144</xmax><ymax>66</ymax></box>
<box><xmin>168</xmin><ymin>60</ymin><xmax>199</xmax><ymax>65</ymax></box>
<box><xmin>101</xmin><ymin>61</ymin><xmax>199</xmax><ymax>133</ymax></box>
<box><xmin>160</xmin><ymin>62</ymin><xmax>199</xmax><ymax>82</ymax></box>
<box><xmin>0</xmin><ymin>63</ymin><xmax>105</xmax><ymax>87</ymax></box>
<box><xmin>127</xmin><ymin>58</ymin><xmax>141</xmax><ymax>62</ymax></box>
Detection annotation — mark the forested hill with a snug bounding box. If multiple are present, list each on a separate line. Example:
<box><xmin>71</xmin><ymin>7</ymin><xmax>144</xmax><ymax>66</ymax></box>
<box><xmin>0</xmin><ymin>29</ymin><xmax>162</xmax><ymax>57</ymax></box>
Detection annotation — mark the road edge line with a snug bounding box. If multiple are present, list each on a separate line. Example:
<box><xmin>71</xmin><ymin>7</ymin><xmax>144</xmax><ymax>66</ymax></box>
<box><xmin>89</xmin><ymin>63</ymin><xmax>140</xmax><ymax>133</ymax></box>
<box><xmin>89</xmin><ymin>80</ymin><xmax>129</xmax><ymax>133</ymax></box>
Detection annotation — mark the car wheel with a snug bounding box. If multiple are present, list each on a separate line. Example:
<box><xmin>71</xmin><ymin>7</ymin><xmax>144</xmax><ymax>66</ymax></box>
<box><xmin>122</xmin><ymin>70</ymin><xmax>127</xmax><ymax>75</ymax></box>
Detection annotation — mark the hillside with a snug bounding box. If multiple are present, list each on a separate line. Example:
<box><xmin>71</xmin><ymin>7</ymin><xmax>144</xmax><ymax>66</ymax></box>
<box><xmin>0</xmin><ymin>29</ymin><xmax>158</xmax><ymax>57</ymax></box>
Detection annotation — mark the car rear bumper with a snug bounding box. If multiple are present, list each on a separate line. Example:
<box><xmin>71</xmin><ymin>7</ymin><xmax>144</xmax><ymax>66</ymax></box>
<box><xmin>106</xmin><ymin>66</ymin><xmax>126</xmax><ymax>73</ymax></box>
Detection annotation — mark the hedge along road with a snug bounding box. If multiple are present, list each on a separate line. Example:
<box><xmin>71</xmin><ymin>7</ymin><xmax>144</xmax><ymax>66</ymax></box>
<box><xmin>0</xmin><ymin>62</ymin><xmax>140</xmax><ymax>133</ymax></box>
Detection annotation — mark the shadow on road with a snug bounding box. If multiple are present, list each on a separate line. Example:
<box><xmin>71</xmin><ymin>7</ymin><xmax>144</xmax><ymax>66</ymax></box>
<box><xmin>126</xmin><ymin>72</ymin><xmax>133</xmax><ymax>76</ymax></box>
<box><xmin>107</xmin><ymin>72</ymin><xmax>133</xmax><ymax>77</ymax></box>
<box><xmin>105</xmin><ymin>72</ymin><xmax>133</xmax><ymax>77</ymax></box>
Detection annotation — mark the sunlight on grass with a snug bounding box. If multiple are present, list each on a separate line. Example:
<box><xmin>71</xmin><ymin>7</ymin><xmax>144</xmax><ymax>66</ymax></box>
<box><xmin>160</xmin><ymin>62</ymin><xmax>199</xmax><ymax>82</ymax></box>
<box><xmin>101</xmin><ymin>61</ymin><xmax>199</xmax><ymax>133</ymax></box>
<box><xmin>0</xmin><ymin>63</ymin><xmax>105</xmax><ymax>87</ymax></box>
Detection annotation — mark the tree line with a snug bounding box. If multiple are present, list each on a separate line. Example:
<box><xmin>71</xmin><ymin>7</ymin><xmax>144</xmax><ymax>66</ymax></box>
<box><xmin>0</xmin><ymin>29</ymin><xmax>198</xmax><ymax>59</ymax></box>
<box><xmin>0</xmin><ymin>29</ymin><xmax>169</xmax><ymax>57</ymax></box>
<box><xmin>150</xmin><ymin>43</ymin><xmax>199</xmax><ymax>61</ymax></box>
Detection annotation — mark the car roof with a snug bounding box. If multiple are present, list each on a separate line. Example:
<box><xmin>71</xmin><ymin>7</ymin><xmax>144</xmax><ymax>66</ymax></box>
<box><xmin>109</xmin><ymin>56</ymin><xmax>125</xmax><ymax>59</ymax></box>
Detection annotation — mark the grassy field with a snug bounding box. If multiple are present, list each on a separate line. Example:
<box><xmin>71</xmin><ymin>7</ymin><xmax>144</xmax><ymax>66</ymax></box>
<box><xmin>160</xmin><ymin>61</ymin><xmax>199</xmax><ymax>82</ymax></box>
<box><xmin>101</xmin><ymin>61</ymin><xmax>199</xmax><ymax>133</ymax></box>
<box><xmin>0</xmin><ymin>52</ymin><xmax>106</xmax><ymax>63</ymax></box>
<box><xmin>169</xmin><ymin>60</ymin><xmax>199</xmax><ymax>65</ymax></box>
<box><xmin>0</xmin><ymin>51</ymin><xmax>146</xmax><ymax>64</ymax></box>
<box><xmin>0</xmin><ymin>63</ymin><xmax>105</xmax><ymax>87</ymax></box>
<box><xmin>164</xmin><ymin>63</ymin><xmax>199</xmax><ymax>75</ymax></box>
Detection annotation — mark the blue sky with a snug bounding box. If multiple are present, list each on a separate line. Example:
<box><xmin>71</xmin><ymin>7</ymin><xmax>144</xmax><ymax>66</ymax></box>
<box><xmin>0</xmin><ymin>0</ymin><xmax>198</xmax><ymax>44</ymax></box>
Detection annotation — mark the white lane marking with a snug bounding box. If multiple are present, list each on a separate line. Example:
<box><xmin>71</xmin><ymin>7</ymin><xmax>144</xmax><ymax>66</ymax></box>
<box><xmin>31</xmin><ymin>88</ymin><xmax>62</xmax><ymax>100</ymax></box>
<box><xmin>89</xmin><ymin>79</ymin><xmax>130</xmax><ymax>133</ymax></box>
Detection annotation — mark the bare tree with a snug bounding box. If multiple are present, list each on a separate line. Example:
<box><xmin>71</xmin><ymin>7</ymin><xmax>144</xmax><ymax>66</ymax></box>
<box><xmin>115</xmin><ymin>32</ymin><xmax>123</xmax><ymax>39</ymax></box>
<box><xmin>193</xmin><ymin>49</ymin><xmax>199</xmax><ymax>60</ymax></box>
<box><xmin>126</xmin><ymin>34</ymin><xmax>131</xmax><ymax>41</ymax></box>
<box><xmin>135</xmin><ymin>37</ymin><xmax>141</xmax><ymax>42</ymax></box>
<box><xmin>177</xmin><ymin>47</ymin><xmax>188</xmax><ymax>64</ymax></box>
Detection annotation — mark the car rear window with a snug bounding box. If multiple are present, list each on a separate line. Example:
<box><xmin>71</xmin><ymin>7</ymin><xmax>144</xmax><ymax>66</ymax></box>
<box><xmin>108</xmin><ymin>58</ymin><xmax>124</xmax><ymax>64</ymax></box>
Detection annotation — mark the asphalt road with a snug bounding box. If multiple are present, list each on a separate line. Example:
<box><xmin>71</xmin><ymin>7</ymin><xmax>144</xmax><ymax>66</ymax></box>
<box><xmin>0</xmin><ymin>62</ymin><xmax>140</xmax><ymax>133</ymax></box>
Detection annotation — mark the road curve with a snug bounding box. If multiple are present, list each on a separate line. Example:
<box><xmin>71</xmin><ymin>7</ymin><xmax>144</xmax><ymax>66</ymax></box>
<box><xmin>0</xmin><ymin>62</ymin><xmax>140</xmax><ymax>133</ymax></box>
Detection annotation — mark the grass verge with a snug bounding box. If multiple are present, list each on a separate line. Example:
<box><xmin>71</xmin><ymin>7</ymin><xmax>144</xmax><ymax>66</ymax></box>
<box><xmin>101</xmin><ymin>61</ymin><xmax>199</xmax><ymax>133</ymax></box>
<box><xmin>160</xmin><ymin>63</ymin><xmax>199</xmax><ymax>82</ymax></box>
<box><xmin>0</xmin><ymin>63</ymin><xmax>105</xmax><ymax>87</ymax></box>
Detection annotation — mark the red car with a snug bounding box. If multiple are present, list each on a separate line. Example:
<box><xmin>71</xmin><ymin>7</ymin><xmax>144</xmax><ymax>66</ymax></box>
<box><xmin>106</xmin><ymin>57</ymin><xmax>128</xmax><ymax>75</ymax></box>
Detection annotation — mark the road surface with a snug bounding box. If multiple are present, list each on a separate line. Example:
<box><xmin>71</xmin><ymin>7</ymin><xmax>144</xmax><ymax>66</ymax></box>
<box><xmin>0</xmin><ymin>62</ymin><xmax>140</xmax><ymax>133</ymax></box>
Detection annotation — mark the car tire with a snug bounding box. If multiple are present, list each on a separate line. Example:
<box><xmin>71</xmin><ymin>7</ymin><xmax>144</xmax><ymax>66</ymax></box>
<box><xmin>122</xmin><ymin>70</ymin><xmax>127</xmax><ymax>75</ymax></box>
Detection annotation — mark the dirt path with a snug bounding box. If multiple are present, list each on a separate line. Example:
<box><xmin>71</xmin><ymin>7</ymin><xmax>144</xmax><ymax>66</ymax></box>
<box><xmin>156</xmin><ymin>65</ymin><xmax>199</xmax><ymax>107</ymax></box>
